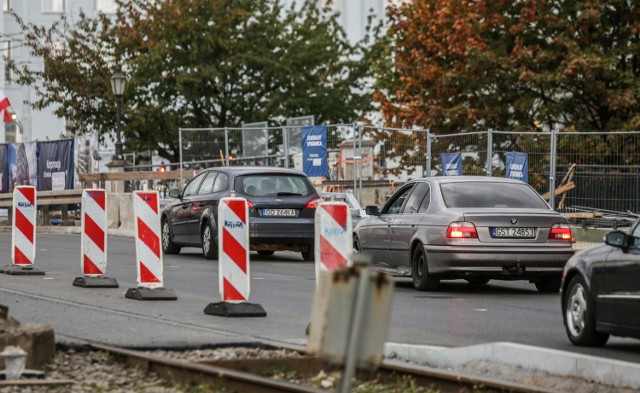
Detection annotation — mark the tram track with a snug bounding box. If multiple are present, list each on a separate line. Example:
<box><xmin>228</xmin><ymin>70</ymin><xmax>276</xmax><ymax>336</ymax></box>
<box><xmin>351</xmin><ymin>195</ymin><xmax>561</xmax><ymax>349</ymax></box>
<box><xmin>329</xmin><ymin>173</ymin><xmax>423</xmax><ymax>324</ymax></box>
<box><xmin>74</xmin><ymin>339</ymin><xmax>560</xmax><ymax>393</ymax></box>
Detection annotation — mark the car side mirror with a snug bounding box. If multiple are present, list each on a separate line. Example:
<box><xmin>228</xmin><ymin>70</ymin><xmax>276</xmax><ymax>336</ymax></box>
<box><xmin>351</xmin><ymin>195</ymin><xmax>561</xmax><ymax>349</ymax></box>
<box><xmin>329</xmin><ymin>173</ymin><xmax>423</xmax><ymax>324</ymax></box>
<box><xmin>605</xmin><ymin>231</ymin><xmax>628</xmax><ymax>248</ymax></box>
<box><xmin>365</xmin><ymin>205</ymin><xmax>379</xmax><ymax>216</ymax></box>
<box><xmin>168</xmin><ymin>189</ymin><xmax>180</xmax><ymax>199</ymax></box>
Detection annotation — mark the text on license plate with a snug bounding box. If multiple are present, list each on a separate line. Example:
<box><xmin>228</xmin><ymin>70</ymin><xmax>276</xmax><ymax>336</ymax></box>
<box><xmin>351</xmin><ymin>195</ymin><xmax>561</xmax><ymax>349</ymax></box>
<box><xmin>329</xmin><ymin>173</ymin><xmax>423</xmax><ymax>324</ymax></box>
<box><xmin>262</xmin><ymin>209</ymin><xmax>296</xmax><ymax>217</ymax></box>
<box><xmin>491</xmin><ymin>227</ymin><xmax>536</xmax><ymax>238</ymax></box>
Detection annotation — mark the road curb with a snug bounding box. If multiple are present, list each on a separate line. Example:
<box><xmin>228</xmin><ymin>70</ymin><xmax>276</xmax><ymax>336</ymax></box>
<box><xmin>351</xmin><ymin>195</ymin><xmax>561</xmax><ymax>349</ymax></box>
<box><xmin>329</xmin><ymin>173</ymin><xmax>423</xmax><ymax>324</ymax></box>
<box><xmin>384</xmin><ymin>342</ymin><xmax>640</xmax><ymax>390</ymax></box>
<box><xmin>0</xmin><ymin>226</ymin><xmax>135</xmax><ymax>238</ymax></box>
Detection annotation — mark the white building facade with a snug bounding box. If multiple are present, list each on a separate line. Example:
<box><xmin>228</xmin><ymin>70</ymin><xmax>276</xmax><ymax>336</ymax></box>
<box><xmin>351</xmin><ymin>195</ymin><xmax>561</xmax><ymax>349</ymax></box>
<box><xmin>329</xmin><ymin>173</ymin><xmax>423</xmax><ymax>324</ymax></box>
<box><xmin>1</xmin><ymin>0</ymin><xmax>116</xmax><ymax>143</ymax></box>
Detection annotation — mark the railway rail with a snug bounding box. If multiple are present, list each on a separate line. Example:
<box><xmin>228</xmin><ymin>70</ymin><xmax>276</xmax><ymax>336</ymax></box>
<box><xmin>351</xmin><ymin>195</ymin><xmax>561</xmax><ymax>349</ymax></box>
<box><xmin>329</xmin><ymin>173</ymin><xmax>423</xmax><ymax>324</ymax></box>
<box><xmin>77</xmin><ymin>340</ymin><xmax>560</xmax><ymax>393</ymax></box>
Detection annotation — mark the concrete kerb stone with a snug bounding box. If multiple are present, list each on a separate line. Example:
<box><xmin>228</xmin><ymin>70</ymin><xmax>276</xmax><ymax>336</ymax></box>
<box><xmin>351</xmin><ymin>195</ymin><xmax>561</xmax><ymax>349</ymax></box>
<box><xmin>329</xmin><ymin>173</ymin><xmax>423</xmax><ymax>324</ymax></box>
<box><xmin>384</xmin><ymin>342</ymin><xmax>640</xmax><ymax>390</ymax></box>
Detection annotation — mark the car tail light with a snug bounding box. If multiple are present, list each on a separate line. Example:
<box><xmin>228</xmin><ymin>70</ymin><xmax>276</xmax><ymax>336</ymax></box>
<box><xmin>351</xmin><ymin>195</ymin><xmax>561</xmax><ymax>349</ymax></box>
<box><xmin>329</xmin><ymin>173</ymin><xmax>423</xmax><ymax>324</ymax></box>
<box><xmin>549</xmin><ymin>224</ymin><xmax>571</xmax><ymax>241</ymax></box>
<box><xmin>446</xmin><ymin>222</ymin><xmax>478</xmax><ymax>239</ymax></box>
<box><xmin>246</xmin><ymin>200</ymin><xmax>254</xmax><ymax>209</ymax></box>
<box><xmin>305</xmin><ymin>197</ymin><xmax>322</xmax><ymax>209</ymax></box>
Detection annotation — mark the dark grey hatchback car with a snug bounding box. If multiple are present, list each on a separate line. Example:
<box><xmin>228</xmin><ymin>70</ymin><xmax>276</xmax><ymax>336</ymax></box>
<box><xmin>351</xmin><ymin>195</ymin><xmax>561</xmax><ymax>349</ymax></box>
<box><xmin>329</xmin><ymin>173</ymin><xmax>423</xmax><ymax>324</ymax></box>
<box><xmin>161</xmin><ymin>167</ymin><xmax>321</xmax><ymax>261</ymax></box>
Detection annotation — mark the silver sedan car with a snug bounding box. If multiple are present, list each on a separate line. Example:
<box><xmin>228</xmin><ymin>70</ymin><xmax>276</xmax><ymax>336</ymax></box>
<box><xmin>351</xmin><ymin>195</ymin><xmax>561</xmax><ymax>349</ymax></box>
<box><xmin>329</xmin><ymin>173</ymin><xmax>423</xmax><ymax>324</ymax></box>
<box><xmin>353</xmin><ymin>176</ymin><xmax>575</xmax><ymax>292</ymax></box>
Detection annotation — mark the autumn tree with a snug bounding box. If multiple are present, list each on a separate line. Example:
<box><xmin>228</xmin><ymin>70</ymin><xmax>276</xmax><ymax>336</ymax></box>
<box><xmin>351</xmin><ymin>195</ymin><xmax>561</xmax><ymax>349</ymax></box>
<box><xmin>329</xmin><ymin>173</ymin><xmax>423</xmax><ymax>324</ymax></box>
<box><xmin>8</xmin><ymin>0</ymin><xmax>377</xmax><ymax>161</ymax></box>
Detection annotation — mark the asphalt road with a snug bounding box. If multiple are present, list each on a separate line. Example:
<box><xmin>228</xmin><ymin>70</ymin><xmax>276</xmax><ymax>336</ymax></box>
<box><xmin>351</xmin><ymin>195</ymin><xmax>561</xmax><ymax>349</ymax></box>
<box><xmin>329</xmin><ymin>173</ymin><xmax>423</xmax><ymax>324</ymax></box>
<box><xmin>1</xmin><ymin>234</ymin><xmax>639</xmax><ymax>364</ymax></box>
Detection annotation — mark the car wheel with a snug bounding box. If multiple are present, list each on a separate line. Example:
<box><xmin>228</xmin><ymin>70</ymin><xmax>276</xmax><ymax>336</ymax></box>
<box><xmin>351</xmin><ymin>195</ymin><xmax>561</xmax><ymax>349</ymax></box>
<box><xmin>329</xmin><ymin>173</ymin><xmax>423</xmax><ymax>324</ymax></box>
<box><xmin>353</xmin><ymin>236</ymin><xmax>361</xmax><ymax>254</ymax></box>
<box><xmin>301</xmin><ymin>245</ymin><xmax>314</xmax><ymax>262</ymax></box>
<box><xmin>411</xmin><ymin>243</ymin><xmax>439</xmax><ymax>291</ymax></box>
<box><xmin>201</xmin><ymin>221</ymin><xmax>218</xmax><ymax>260</ymax></box>
<box><xmin>466</xmin><ymin>277</ymin><xmax>490</xmax><ymax>285</ymax></box>
<box><xmin>534</xmin><ymin>276</ymin><xmax>562</xmax><ymax>293</ymax></box>
<box><xmin>563</xmin><ymin>276</ymin><xmax>609</xmax><ymax>346</ymax></box>
<box><xmin>161</xmin><ymin>219</ymin><xmax>181</xmax><ymax>255</ymax></box>
<box><xmin>257</xmin><ymin>250</ymin><xmax>274</xmax><ymax>256</ymax></box>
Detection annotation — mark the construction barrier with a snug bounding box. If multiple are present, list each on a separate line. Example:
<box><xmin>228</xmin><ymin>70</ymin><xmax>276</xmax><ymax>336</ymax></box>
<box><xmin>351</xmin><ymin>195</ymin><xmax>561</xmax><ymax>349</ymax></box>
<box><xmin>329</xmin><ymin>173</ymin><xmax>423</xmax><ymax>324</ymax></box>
<box><xmin>314</xmin><ymin>201</ymin><xmax>352</xmax><ymax>281</ymax></box>
<box><xmin>73</xmin><ymin>189</ymin><xmax>118</xmax><ymax>288</ymax></box>
<box><xmin>125</xmin><ymin>191</ymin><xmax>176</xmax><ymax>300</ymax></box>
<box><xmin>204</xmin><ymin>197</ymin><xmax>265</xmax><ymax>317</ymax></box>
<box><xmin>0</xmin><ymin>186</ymin><xmax>44</xmax><ymax>275</ymax></box>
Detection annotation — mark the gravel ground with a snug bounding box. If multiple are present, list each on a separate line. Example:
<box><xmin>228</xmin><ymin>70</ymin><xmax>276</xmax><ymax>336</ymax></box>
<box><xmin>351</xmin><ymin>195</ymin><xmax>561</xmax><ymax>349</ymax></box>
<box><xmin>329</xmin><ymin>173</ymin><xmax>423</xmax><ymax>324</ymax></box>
<box><xmin>2</xmin><ymin>346</ymin><xmax>638</xmax><ymax>393</ymax></box>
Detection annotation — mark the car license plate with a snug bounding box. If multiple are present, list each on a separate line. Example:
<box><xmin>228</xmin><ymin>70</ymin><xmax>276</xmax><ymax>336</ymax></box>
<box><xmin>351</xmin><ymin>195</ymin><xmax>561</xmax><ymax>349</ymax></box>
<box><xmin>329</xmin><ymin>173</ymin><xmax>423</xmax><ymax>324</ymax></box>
<box><xmin>262</xmin><ymin>209</ymin><xmax>296</xmax><ymax>217</ymax></box>
<box><xmin>491</xmin><ymin>227</ymin><xmax>536</xmax><ymax>238</ymax></box>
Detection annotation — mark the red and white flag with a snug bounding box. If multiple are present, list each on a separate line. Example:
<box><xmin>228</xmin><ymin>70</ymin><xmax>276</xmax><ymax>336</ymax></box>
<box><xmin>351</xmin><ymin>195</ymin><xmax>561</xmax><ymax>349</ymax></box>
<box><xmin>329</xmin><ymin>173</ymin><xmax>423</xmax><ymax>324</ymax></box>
<box><xmin>0</xmin><ymin>90</ymin><xmax>13</xmax><ymax>123</ymax></box>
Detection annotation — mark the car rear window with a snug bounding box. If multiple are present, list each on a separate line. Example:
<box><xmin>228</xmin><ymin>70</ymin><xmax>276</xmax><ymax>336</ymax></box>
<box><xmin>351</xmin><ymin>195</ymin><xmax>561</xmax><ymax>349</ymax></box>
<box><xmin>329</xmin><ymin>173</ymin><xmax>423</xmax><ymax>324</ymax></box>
<box><xmin>236</xmin><ymin>174</ymin><xmax>313</xmax><ymax>197</ymax></box>
<box><xmin>440</xmin><ymin>182</ymin><xmax>549</xmax><ymax>209</ymax></box>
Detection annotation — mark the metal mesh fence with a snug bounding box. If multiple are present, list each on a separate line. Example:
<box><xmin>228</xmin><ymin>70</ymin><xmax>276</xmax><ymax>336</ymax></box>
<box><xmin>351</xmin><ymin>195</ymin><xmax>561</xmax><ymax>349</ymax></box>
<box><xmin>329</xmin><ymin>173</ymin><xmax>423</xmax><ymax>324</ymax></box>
<box><xmin>179</xmin><ymin>127</ymin><xmax>640</xmax><ymax>221</ymax></box>
<box><xmin>429</xmin><ymin>131</ymin><xmax>487</xmax><ymax>177</ymax></box>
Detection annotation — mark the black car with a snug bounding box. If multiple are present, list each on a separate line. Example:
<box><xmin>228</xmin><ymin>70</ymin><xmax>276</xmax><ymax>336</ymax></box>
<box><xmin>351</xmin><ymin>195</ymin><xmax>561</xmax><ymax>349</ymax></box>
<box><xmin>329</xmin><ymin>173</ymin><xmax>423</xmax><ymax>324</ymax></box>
<box><xmin>161</xmin><ymin>167</ymin><xmax>321</xmax><ymax>261</ymax></box>
<box><xmin>561</xmin><ymin>222</ymin><xmax>640</xmax><ymax>346</ymax></box>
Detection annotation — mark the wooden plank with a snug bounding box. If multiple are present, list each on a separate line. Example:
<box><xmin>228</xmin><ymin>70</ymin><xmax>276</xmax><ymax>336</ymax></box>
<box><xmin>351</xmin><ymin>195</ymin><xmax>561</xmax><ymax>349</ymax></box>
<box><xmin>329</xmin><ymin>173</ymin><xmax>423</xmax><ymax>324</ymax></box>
<box><xmin>79</xmin><ymin>170</ymin><xmax>184</xmax><ymax>182</ymax></box>
<box><xmin>542</xmin><ymin>181</ymin><xmax>575</xmax><ymax>200</ymax></box>
<box><xmin>563</xmin><ymin>212</ymin><xmax>605</xmax><ymax>219</ymax></box>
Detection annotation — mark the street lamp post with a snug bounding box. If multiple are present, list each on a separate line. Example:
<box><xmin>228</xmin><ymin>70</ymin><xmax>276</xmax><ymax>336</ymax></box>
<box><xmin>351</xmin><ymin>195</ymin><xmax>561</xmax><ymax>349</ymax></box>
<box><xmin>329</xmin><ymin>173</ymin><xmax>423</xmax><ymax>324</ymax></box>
<box><xmin>110</xmin><ymin>70</ymin><xmax>126</xmax><ymax>161</ymax></box>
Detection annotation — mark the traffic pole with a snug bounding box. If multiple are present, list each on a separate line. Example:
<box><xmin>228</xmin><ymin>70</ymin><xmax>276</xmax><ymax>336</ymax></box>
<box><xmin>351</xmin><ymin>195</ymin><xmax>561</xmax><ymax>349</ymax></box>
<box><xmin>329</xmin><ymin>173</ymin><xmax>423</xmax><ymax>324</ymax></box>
<box><xmin>73</xmin><ymin>189</ymin><xmax>118</xmax><ymax>288</ymax></box>
<box><xmin>314</xmin><ymin>201</ymin><xmax>353</xmax><ymax>282</ymax></box>
<box><xmin>0</xmin><ymin>186</ymin><xmax>44</xmax><ymax>275</ymax></box>
<box><xmin>125</xmin><ymin>191</ymin><xmax>177</xmax><ymax>300</ymax></box>
<box><xmin>204</xmin><ymin>197</ymin><xmax>266</xmax><ymax>317</ymax></box>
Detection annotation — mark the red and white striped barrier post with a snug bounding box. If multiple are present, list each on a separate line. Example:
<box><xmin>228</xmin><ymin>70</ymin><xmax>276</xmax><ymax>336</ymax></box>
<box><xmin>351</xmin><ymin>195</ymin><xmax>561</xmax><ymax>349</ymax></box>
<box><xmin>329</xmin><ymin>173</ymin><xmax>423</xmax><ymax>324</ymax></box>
<box><xmin>314</xmin><ymin>201</ymin><xmax>353</xmax><ymax>282</ymax></box>
<box><xmin>0</xmin><ymin>186</ymin><xmax>44</xmax><ymax>275</ymax></box>
<box><xmin>125</xmin><ymin>191</ymin><xmax>177</xmax><ymax>300</ymax></box>
<box><xmin>204</xmin><ymin>197</ymin><xmax>266</xmax><ymax>317</ymax></box>
<box><xmin>73</xmin><ymin>189</ymin><xmax>118</xmax><ymax>288</ymax></box>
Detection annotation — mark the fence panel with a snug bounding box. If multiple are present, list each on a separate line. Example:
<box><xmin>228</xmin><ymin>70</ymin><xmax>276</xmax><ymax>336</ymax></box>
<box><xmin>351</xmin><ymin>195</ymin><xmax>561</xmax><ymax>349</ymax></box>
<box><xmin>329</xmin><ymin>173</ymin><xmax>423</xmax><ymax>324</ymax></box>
<box><xmin>491</xmin><ymin>131</ymin><xmax>551</xmax><ymax>195</ymax></box>
<box><xmin>555</xmin><ymin>131</ymin><xmax>640</xmax><ymax>218</ymax></box>
<box><xmin>429</xmin><ymin>131</ymin><xmax>487</xmax><ymax>177</ymax></box>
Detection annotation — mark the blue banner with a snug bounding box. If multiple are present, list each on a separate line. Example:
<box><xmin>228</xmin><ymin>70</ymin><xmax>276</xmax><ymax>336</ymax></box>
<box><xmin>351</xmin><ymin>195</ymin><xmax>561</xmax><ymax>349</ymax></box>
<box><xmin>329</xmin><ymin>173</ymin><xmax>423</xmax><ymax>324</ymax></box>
<box><xmin>302</xmin><ymin>125</ymin><xmax>328</xmax><ymax>177</ymax></box>
<box><xmin>37</xmin><ymin>139</ymin><xmax>75</xmax><ymax>191</ymax></box>
<box><xmin>441</xmin><ymin>152</ymin><xmax>462</xmax><ymax>176</ymax></box>
<box><xmin>0</xmin><ymin>144</ymin><xmax>8</xmax><ymax>193</ymax></box>
<box><xmin>506</xmin><ymin>152</ymin><xmax>528</xmax><ymax>182</ymax></box>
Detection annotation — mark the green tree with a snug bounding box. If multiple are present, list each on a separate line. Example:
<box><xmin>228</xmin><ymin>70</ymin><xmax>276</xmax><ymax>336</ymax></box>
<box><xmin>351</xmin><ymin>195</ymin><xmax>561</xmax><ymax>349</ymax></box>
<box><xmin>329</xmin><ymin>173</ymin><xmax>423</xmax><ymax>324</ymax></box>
<box><xmin>8</xmin><ymin>0</ymin><xmax>377</xmax><ymax>161</ymax></box>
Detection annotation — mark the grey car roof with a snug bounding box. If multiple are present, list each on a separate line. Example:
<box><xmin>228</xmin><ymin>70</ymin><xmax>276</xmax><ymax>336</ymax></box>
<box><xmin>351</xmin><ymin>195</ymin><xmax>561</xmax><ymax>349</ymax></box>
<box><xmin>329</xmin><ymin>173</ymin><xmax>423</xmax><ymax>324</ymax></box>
<box><xmin>198</xmin><ymin>166</ymin><xmax>307</xmax><ymax>176</ymax></box>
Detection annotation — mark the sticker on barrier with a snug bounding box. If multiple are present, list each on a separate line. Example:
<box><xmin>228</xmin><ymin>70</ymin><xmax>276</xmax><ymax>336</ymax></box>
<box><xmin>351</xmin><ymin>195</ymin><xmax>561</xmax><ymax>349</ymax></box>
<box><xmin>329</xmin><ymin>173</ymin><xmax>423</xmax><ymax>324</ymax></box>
<box><xmin>0</xmin><ymin>186</ymin><xmax>44</xmax><ymax>275</ymax></box>
<box><xmin>204</xmin><ymin>197</ymin><xmax>265</xmax><ymax>317</ymax></box>
<box><xmin>73</xmin><ymin>189</ymin><xmax>118</xmax><ymax>288</ymax></box>
<box><xmin>125</xmin><ymin>191</ymin><xmax>176</xmax><ymax>300</ymax></box>
<box><xmin>314</xmin><ymin>201</ymin><xmax>352</xmax><ymax>282</ymax></box>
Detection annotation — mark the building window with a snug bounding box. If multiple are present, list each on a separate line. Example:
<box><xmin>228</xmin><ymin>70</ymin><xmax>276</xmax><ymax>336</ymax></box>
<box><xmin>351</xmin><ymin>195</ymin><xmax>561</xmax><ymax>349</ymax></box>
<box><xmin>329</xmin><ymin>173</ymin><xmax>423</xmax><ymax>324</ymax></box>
<box><xmin>3</xmin><ymin>0</ymin><xmax>9</xmax><ymax>12</ymax></box>
<box><xmin>42</xmin><ymin>0</ymin><xmax>64</xmax><ymax>13</ymax></box>
<box><xmin>3</xmin><ymin>41</ymin><xmax>10</xmax><ymax>83</ymax></box>
<box><xmin>97</xmin><ymin>0</ymin><xmax>116</xmax><ymax>14</ymax></box>
<box><xmin>5</xmin><ymin>123</ymin><xmax>16</xmax><ymax>143</ymax></box>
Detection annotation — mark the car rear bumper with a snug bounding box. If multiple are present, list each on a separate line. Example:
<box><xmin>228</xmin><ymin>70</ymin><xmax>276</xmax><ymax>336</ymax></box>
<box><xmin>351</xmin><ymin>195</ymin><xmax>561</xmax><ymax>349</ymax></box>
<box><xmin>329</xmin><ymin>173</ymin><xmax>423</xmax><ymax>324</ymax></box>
<box><xmin>425</xmin><ymin>244</ymin><xmax>574</xmax><ymax>277</ymax></box>
<box><xmin>249</xmin><ymin>217</ymin><xmax>314</xmax><ymax>249</ymax></box>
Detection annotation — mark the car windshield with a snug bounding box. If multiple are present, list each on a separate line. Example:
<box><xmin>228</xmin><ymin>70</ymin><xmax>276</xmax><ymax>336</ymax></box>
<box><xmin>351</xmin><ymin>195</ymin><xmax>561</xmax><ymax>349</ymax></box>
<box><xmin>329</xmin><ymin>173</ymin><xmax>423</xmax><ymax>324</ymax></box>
<box><xmin>440</xmin><ymin>182</ymin><xmax>549</xmax><ymax>209</ymax></box>
<box><xmin>236</xmin><ymin>174</ymin><xmax>312</xmax><ymax>197</ymax></box>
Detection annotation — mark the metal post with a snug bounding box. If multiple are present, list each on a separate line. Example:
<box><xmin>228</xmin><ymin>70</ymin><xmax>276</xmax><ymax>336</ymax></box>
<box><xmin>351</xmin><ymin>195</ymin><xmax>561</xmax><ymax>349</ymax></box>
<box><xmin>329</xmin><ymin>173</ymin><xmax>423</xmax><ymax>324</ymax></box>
<box><xmin>426</xmin><ymin>129</ymin><xmax>432</xmax><ymax>176</ymax></box>
<box><xmin>114</xmin><ymin>95</ymin><xmax>123</xmax><ymax>161</ymax></box>
<box><xmin>179</xmin><ymin>128</ymin><xmax>184</xmax><ymax>190</ymax></box>
<box><xmin>352</xmin><ymin>125</ymin><xmax>357</xmax><ymax>201</ymax></box>
<box><xmin>224</xmin><ymin>127</ymin><xmax>230</xmax><ymax>167</ymax></box>
<box><xmin>338</xmin><ymin>267</ymin><xmax>371</xmax><ymax>393</ymax></box>
<box><xmin>358</xmin><ymin>125</ymin><xmax>363</xmax><ymax>206</ymax></box>
<box><xmin>486</xmin><ymin>129</ymin><xmax>493</xmax><ymax>176</ymax></box>
<box><xmin>283</xmin><ymin>126</ymin><xmax>289</xmax><ymax>168</ymax></box>
<box><xmin>549</xmin><ymin>129</ymin><xmax>557</xmax><ymax>210</ymax></box>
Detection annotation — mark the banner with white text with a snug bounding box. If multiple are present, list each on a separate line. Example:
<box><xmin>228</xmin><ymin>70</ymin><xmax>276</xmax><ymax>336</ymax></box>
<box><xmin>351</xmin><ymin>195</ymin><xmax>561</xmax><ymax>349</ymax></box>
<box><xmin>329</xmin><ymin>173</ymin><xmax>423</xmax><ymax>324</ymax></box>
<box><xmin>441</xmin><ymin>152</ymin><xmax>462</xmax><ymax>176</ymax></box>
<box><xmin>37</xmin><ymin>139</ymin><xmax>74</xmax><ymax>191</ymax></box>
<box><xmin>302</xmin><ymin>125</ymin><xmax>328</xmax><ymax>177</ymax></box>
<box><xmin>506</xmin><ymin>152</ymin><xmax>528</xmax><ymax>182</ymax></box>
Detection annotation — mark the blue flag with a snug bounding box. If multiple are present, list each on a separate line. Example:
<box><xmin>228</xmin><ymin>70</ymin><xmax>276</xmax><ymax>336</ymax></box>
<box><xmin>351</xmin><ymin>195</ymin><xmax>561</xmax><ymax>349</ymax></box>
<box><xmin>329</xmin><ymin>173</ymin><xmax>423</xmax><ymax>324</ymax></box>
<box><xmin>506</xmin><ymin>152</ymin><xmax>528</xmax><ymax>182</ymax></box>
<box><xmin>441</xmin><ymin>152</ymin><xmax>462</xmax><ymax>176</ymax></box>
<box><xmin>302</xmin><ymin>125</ymin><xmax>328</xmax><ymax>177</ymax></box>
